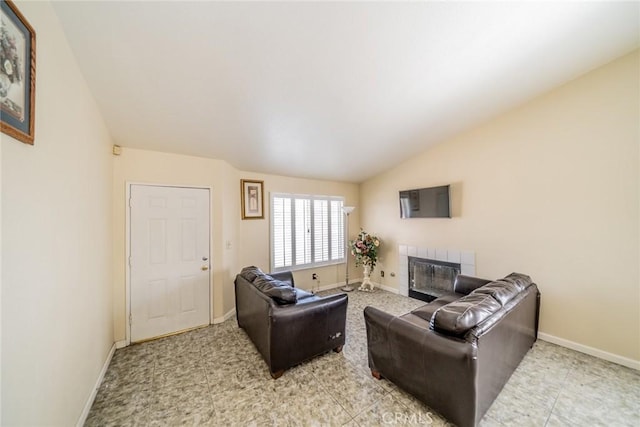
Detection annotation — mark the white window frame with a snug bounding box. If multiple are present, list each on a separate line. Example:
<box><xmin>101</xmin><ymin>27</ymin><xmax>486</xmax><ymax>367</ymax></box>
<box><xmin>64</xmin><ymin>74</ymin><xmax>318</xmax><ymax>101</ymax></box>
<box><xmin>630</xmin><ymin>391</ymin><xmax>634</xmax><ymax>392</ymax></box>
<box><xmin>270</xmin><ymin>193</ymin><xmax>346</xmax><ymax>273</ymax></box>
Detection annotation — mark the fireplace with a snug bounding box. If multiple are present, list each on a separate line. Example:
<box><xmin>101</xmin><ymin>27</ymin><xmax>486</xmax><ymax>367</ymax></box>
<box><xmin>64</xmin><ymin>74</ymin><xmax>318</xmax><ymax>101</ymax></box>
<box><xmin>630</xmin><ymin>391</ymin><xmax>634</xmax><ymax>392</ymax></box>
<box><xmin>398</xmin><ymin>245</ymin><xmax>476</xmax><ymax>300</ymax></box>
<box><xmin>408</xmin><ymin>257</ymin><xmax>460</xmax><ymax>302</ymax></box>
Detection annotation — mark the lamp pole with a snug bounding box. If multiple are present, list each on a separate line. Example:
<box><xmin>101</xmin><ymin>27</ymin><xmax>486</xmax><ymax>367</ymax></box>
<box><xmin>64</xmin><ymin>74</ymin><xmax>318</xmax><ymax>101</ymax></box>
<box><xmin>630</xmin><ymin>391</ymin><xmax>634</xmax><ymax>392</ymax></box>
<box><xmin>342</xmin><ymin>206</ymin><xmax>356</xmax><ymax>292</ymax></box>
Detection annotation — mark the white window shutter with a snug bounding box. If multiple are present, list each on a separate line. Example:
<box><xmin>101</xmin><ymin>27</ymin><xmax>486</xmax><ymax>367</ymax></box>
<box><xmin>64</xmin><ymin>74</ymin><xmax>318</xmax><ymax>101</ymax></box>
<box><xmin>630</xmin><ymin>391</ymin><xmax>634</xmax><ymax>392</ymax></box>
<box><xmin>272</xmin><ymin>197</ymin><xmax>292</xmax><ymax>269</ymax></box>
<box><xmin>314</xmin><ymin>199</ymin><xmax>329</xmax><ymax>262</ymax></box>
<box><xmin>331</xmin><ymin>200</ymin><xmax>344</xmax><ymax>260</ymax></box>
<box><xmin>294</xmin><ymin>198</ymin><xmax>311</xmax><ymax>265</ymax></box>
<box><xmin>271</xmin><ymin>193</ymin><xmax>345</xmax><ymax>272</ymax></box>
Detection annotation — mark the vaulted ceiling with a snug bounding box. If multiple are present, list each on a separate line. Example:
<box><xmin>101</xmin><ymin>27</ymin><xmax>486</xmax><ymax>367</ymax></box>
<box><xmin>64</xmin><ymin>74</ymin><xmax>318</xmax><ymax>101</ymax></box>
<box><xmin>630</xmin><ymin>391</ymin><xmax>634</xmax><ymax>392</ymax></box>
<box><xmin>52</xmin><ymin>1</ymin><xmax>639</xmax><ymax>182</ymax></box>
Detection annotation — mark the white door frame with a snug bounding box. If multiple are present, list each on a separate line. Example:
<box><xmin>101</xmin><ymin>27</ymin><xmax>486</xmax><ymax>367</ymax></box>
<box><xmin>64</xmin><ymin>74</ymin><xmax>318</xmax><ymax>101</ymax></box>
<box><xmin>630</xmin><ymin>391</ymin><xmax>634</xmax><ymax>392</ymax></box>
<box><xmin>124</xmin><ymin>182</ymin><xmax>214</xmax><ymax>346</ymax></box>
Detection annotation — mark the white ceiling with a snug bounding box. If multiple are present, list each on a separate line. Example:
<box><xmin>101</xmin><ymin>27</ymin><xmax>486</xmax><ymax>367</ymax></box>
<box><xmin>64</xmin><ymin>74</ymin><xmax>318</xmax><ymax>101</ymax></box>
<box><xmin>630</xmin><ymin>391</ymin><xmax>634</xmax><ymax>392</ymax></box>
<box><xmin>52</xmin><ymin>1</ymin><xmax>639</xmax><ymax>183</ymax></box>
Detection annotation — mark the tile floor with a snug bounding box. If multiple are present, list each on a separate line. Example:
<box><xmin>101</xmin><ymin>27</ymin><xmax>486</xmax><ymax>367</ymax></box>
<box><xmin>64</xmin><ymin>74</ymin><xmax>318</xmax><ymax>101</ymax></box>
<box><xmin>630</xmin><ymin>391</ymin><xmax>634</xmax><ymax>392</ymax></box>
<box><xmin>86</xmin><ymin>289</ymin><xmax>640</xmax><ymax>426</ymax></box>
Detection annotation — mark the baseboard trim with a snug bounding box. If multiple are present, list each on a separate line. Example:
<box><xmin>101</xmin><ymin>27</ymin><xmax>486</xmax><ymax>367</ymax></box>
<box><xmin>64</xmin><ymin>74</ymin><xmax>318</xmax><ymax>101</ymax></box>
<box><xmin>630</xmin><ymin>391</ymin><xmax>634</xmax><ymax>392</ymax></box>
<box><xmin>376</xmin><ymin>283</ymin><xmax>399</xmax><ymax>294</ymax></box>
<box><xmin>213</xmin><ymin>308</ymin><xmax>236</xmax><ymax>324</ymax></box>
<box><xmin>317</xmin><ymin>281</ymin><xmax>345</xmax><ymax>292</ymax></box>
<box><xmin>76</xmin><ymin>343</ymin><xmax>116</xmax><ymax>427</ymax></box>
<box><xmin>316</xmin><ymin>278</ymin><xmax>363</xmax><ymax>292</ymax></box>
<box><xmin>538</xmin><ymin>332</ymin><xmax>639</xmax><ymax>371</ymax></box>
<box><xmin>115</xmin><ymin>340</ymin><xmax>127</xmax><ymax>349</ymax></box>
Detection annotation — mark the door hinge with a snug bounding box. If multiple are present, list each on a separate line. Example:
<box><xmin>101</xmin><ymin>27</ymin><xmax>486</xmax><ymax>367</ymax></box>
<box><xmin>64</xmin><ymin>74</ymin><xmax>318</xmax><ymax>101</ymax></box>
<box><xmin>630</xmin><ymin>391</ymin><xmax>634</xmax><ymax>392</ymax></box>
<box><xmin>129</xmin><ymin>197</ymin><xmax>133</xmax><ymax>208</ymax></box>
<box><xmin>129</xmin><ymin>314</ymin><xmax>132</xmax><ymax>325</ymax></box>
<box><xmin>128</xmin><ymin>256</ymin><xmax>132</xmax><ymax>268</ymax></box>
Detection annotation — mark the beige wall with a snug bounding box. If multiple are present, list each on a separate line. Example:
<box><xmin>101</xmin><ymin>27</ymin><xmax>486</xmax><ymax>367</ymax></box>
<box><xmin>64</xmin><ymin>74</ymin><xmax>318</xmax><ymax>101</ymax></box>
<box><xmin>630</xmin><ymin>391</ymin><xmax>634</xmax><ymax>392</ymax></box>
<box><xmin>237</xmin><ymin>172</ymin><xmax>360</xmax><ymax>291</ymax></box>
<box><xmin>1</xmin><ymin>1</ymin><xmax>114</xmax><ymax>425</ymax></box>
<box><xmin>360</xmin><ymin>51</ymin><xmax>639</xmax><ymax>362</ymax></box>
<box><xmin>220</xmin><ymin>161</ymin><xmax>241</xmax><ymax>312</ymax></box>
<box><xmin>112</xmin><ymin>149</ymin><xmax>360</xmax><ymax>342</ymax></box>
<box><xmin>112</xmin><ymin>148</ymin><xmax>239</xmax><ymax>342</ymax></box>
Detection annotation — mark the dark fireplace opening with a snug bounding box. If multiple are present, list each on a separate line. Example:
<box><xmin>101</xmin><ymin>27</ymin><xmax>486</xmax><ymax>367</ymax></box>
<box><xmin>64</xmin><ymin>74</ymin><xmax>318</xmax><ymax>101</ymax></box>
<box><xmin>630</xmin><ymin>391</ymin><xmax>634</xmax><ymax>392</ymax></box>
<box><xmin>408</xmin><ymin>256</ymin><xmax>461</xmax><ymax>302</ymax></box>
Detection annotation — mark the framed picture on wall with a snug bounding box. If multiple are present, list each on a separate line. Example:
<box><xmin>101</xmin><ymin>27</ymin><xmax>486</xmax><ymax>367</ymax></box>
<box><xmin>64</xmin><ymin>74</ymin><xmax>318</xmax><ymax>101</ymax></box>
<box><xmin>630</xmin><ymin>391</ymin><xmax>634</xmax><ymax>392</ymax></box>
<box><xmin>241</xmin><ymin>179</ymin><xmax>264</xmax><ymax>219</ymax></box>
<box><xmin>0</xmin><ymin>0</ymin><xmax>36</xmax><ymax>145</ymax></box>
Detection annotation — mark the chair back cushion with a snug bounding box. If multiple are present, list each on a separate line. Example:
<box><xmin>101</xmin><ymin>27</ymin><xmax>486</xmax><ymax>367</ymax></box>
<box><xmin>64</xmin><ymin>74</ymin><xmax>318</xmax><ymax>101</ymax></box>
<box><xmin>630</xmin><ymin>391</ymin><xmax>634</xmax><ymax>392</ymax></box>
<box><xmin>253</xmin><ymin>275</ymin><xmax>297</xmax><ymax>304</ymax></box>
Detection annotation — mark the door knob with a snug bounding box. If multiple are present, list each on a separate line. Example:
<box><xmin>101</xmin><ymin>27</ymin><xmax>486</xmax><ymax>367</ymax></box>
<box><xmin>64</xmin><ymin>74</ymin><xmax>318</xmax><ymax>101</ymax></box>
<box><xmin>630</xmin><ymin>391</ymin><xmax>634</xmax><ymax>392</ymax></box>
<box><xmin>201</xmin><ymin>266</ymin><xmax>209</xmax><ymax>271</ymax></box>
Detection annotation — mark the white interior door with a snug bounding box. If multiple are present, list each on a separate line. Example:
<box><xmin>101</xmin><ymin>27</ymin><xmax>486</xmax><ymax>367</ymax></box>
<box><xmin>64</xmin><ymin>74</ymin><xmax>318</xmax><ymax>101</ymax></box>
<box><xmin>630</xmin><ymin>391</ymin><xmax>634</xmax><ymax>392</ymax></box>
<box><xmin>130</xmin><ymin>185</ymin><xmax>210</xmax><ymax>342</ymax></box>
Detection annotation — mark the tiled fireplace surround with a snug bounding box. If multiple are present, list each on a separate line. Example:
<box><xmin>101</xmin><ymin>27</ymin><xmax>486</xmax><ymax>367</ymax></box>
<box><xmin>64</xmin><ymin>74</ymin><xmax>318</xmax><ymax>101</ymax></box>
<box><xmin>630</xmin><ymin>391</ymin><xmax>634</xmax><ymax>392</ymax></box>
<box><xmin>398</xmin><ymin>244</ymin><xmax>476</xmax><ymax>297</ymax></box>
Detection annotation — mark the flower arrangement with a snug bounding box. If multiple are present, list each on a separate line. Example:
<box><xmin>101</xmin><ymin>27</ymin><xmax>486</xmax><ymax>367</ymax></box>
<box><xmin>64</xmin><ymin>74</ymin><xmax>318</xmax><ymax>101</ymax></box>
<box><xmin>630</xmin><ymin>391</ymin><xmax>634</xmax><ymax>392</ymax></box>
<box><xmin>349</xmin><ymin>229</ymin><xmax>381</xmax><ymax>271</ymax></box>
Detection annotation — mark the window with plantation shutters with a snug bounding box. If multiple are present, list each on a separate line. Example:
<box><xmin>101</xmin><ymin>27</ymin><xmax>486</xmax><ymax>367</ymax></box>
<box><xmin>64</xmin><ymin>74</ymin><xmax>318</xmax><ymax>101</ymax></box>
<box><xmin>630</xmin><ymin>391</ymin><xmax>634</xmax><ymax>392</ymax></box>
<box><xmin>271</xmin><ymin>193</ymin><xmax>345</xmax><ymax>272</ymax></box>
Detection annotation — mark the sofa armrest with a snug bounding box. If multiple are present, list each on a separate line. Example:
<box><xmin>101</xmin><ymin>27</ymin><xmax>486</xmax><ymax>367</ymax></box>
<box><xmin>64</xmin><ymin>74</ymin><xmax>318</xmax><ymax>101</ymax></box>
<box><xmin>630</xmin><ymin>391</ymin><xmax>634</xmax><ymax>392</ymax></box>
<box><xmin>364</xmin><ymin>306</ymin><xmax>477</xmax><ymax>380</ymax></box>
<box><xmin>234</xmin><ymin>274</ymin><xmax>274</xmax><ymax>365</ymax></box>
<box><xmin>270</xmin><ymin>271</ymin><xmax>295</xmax><ymax>287</ymax></box>
<box><xmin>364</xmin><ymin>306</ymin><xmax>397</xmax><ymax>373</ymax></box>
<box><xmin>365</xmin><ymin>306</ymin><xmax>478</xmax><ymax>427</ymax></box>
<box><xmin>268</xmin><ymin>293</ymin><xmax>348</xmax><ymax>372</ymax></box>
<box><xmin>453</xmin><ymin>274</ymin><xmax>492</xmax><ymax>295</ymax></box>
<box><xmin>270</xmin><ymin>293</ymin><xmax>347</xmax><ymax>324</ymax></box>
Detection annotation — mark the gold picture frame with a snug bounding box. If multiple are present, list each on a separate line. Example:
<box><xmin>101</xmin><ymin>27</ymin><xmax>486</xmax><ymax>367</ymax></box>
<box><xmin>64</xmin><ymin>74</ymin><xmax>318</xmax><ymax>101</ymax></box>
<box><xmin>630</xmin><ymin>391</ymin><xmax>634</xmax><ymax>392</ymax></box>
<box><xmin>1</xmin><ymin>0</ymin><xmax>36</xmax><ymax>145</ymax></box>
<box><xmin>241</xmin><ymin>179</ymin><xmax>264</xmax><ymax>220</ymax></box>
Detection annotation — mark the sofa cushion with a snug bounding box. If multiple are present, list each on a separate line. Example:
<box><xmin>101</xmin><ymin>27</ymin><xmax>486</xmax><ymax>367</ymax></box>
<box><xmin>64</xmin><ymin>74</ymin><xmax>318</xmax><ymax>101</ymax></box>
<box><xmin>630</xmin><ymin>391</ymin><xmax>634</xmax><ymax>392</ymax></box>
<box><xmin>264</xmin><ymin>286</ymin><xmax>298</xmax><ymax>304</ymax></box>
<box><xmin>430</xmin><ymin>294</ymin><xmax>502</xmax><ymax>336</ymax></box>
<box><xmin>471</xmin><ymin>281</ymin><xmax>520</xmax><ymax>306</ymax></box>
<box><xmin>411</xmin><ymin>304</ymin><xmax>443</xmax><ymax>322</ymax></box>
<box><xmin>411</xmin><ymin>293</ymin><xmax>462</xmax><ymax>322</ymax></box>
<box><xmin>453</xmin><ymin>275</ymin><xmax>493</xmax><ymax>295</ymax></box>
<box><xmin>252</xmin><ymin>275</ymin><xmax>298</xmax><ymax>304</ymax></box>
<box><xmin>240</xmin><ymin>266</ymin><xmax>265</xmax><ymax>283</ymax></box>
<box><xmin>253</xmin><ymin>275</ymin><xmax>276</xmax><ymax>291</ymax></box>
<box><xmin>295</xmin><ymin>288</ymin><xmax>315</xmax><ymax>300</ymax></box>
<box><xmin>501</xmin><ymin>272</ymin><xmax>532</xmax><ymax>291</ymax></box>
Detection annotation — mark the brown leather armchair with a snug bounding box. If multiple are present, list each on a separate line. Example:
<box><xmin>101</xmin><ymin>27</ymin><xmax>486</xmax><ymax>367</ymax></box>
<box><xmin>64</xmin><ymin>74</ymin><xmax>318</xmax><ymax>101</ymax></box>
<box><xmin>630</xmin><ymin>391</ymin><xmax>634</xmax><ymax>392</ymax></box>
<box><xmin>235</xmin><ymin>267</ymin><xmax>348</xmax><ymax>378</ymax></box>
<box><xmin>365</xmin><ymin>273</ymin><xmax>540</xmax><ymax>427</ymax></box>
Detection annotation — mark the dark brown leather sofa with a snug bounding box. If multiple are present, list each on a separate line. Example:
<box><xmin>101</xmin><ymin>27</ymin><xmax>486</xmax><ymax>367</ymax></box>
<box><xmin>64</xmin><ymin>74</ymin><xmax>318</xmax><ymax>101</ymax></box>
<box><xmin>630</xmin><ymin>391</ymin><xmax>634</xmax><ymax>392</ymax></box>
<box><xmin>235</xmin><ymin>266</ymin><xmax>348</xmax><ymax>378</ymax></box>
<box><xmin>365</xmin><ymin>273</ymin><xmax>540</xmax><ymax>427</ymax></box>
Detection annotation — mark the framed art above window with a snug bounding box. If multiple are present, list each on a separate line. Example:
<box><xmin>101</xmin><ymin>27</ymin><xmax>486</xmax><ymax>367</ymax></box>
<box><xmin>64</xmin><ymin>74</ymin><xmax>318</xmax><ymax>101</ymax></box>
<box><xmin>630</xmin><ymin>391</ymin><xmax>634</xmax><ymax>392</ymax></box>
<box><xmin>241</xmin><ymin>179</ymin><xmax>264</xmax><ymax>220</ymax></box>
<box><xmin>0</xmin><ymin>0</ymin><xmax>36</xmax><ymax>145</ymax></box>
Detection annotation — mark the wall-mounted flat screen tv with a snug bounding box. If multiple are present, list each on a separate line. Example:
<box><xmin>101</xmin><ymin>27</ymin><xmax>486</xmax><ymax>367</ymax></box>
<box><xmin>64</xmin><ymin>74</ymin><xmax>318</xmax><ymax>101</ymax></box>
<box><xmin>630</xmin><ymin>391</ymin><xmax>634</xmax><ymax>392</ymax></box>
<box><xmin>399</xmin><ymin>185</ymin><xmax>451</xmax><ymax>218</ymax></box>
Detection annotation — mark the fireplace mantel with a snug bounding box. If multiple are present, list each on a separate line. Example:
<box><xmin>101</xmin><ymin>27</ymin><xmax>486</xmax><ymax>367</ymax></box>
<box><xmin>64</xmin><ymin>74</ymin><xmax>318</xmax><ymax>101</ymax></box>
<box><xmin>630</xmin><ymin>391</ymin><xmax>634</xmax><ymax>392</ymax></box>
<box><xmin>398</xmin><ymin>245</ymin><xmax>476</xmax><ymax>297</ymax></box>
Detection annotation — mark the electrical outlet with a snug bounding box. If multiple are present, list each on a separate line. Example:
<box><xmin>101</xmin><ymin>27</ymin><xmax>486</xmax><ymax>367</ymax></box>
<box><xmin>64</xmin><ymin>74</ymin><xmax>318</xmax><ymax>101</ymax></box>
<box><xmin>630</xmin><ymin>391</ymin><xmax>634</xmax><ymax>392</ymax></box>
<box><xmin>312</xmin><ymin>273</ymin><xmax>318</xmax><ymax>280</ymax></box>
<box><xmin>380</xmin><ymin>270</ymin><xmax>385</xmax><ymax>278</ymax></box>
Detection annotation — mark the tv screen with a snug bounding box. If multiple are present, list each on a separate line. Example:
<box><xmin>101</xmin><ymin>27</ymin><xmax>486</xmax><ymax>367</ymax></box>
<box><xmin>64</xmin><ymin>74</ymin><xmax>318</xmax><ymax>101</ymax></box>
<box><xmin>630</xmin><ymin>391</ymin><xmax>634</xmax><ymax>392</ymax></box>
<box><xmin>399</xmin><ymin>185</ymin><xmax>451</xmax><ymax>218</ymax></box>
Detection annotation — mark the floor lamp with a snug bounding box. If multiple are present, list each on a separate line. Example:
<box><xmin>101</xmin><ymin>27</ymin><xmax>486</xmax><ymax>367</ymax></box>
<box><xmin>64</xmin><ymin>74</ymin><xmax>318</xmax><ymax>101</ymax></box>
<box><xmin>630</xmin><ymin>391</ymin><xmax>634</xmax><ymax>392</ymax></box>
<box><xmin>342</xmin><ymin>206</ymin><xmax>356</xmax><ymax>292</ymax></box>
